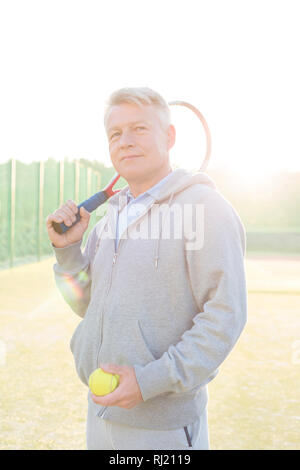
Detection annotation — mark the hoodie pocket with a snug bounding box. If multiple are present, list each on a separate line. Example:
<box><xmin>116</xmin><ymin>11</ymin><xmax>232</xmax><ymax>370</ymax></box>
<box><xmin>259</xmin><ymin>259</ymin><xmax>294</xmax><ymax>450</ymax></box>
<box><xmin>135</xmin><ymin>320</ymin><xmax>157</xmax><ymax>362</ymax></box>
<box><xmin>103</xmin><ymin>318</ymin><xmax>157</xmax><ymax>366</ymax></box>
<box><xmin>92</xmin><ymin>315</ymin><xmax>157</xmax><ymax>366</ymax></box>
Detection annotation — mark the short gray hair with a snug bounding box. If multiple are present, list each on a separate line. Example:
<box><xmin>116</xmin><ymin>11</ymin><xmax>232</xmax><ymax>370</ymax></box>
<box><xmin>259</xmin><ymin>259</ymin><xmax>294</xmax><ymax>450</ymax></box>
<box><xmin>104</xmin><ymin>87</ymin><xmax>171</xmax><ymax>131</ymax></box>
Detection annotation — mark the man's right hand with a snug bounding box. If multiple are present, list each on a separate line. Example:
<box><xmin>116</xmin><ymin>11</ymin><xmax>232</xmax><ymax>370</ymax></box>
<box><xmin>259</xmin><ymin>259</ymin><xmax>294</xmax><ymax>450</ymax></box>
<box><xmin>46</xmin><ymin>200</ymin><xmax>91</xmax><ymax>248</ymax></box>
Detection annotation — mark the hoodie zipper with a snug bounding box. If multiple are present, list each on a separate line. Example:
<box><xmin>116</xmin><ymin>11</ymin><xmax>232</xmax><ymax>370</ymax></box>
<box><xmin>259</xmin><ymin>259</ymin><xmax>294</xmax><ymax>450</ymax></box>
<box><xmin>96</xmin><ymin>247</ymin><xmax>120</xmax><ymax>366</ymax></box>
<box><xmin>95</xmin><ymin>201</ymin><xmax>155</xmax><ymax>355</ymax></box>
<box><xmin>94</xmin><ymin>201</ymin><xmax>158</xmax><ymax>418</ymax></box>
<box><xmin>98</xmin><ymin>407</ymin><xmax>107</xmax><ymax>418</ymax></box>
<box><xmin>94</xmin><ymin>247</ymin><xmax>119</xmax><ymax>419</ymax></box>
<box><xmin>95</xmin><ymin>195</ymin><xmax>174</xmax><ymax>350</ymax></box>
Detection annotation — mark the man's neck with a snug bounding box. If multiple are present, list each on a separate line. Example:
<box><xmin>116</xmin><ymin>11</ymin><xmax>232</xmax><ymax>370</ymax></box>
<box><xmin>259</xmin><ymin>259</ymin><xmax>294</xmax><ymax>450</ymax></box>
<box><xmin>128</xmin><ymin>166</ymin><xmax>173</xmax><ymax>199</ymax></box>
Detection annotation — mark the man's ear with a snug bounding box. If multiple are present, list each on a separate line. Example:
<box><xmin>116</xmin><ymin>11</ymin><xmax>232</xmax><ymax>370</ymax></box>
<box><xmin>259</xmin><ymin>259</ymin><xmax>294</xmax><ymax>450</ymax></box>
<box><xmin>167</xmin><ymin>124</ymin><xmax>176</xmax><ymax>151</ymax></box>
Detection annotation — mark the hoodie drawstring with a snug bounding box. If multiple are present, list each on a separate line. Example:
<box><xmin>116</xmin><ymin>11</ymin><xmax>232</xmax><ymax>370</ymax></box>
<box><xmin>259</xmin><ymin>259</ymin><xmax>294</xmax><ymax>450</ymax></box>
<box><xmin>154</xmin><ymin>192</ymin><xmax>175</xmax><ymax>269</ymax></box>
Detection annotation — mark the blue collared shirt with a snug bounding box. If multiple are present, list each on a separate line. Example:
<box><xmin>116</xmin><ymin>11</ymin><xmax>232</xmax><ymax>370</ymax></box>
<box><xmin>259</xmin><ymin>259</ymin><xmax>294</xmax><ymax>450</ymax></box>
<box><xmin>115</xmin><ymin>171</ymin><xmax>173</xmax><ymax>250</ymax></box>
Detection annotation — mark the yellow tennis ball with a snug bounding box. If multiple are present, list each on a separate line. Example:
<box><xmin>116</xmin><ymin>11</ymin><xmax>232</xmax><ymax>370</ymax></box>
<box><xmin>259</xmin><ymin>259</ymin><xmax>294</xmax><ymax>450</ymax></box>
<box><xmin>89</xmin><ymin>368</ymin><xmax>120</xmax><ymax>396</ymax></box>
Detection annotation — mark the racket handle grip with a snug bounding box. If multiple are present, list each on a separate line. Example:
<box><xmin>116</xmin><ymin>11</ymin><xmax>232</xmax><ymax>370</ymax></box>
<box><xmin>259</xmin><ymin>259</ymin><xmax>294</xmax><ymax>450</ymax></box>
<box><xmin>52</xmin><ymin>190</ymin><xmax>109</xmax><ymax>234</ymax></box>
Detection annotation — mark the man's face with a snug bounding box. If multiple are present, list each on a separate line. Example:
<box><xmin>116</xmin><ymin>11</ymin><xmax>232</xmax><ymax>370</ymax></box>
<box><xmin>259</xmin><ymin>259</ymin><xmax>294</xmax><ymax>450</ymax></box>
<box><xmin>106</xmin><ymin>103</ymin><xmax>174</xmax><ymax>182</ymax></box>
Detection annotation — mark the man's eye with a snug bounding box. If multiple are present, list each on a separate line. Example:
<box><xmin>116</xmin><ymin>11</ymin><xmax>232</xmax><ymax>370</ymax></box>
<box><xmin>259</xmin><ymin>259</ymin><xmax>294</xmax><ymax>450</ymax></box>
<box><xmin>136</xmin><ymin>126</ymin><xmax>146</xmax><ymax>131</ymax></box>
<box><xmin>110</xmin><ymin>132</ymin><xmax>120</xmax><ymax>140</ymax></box>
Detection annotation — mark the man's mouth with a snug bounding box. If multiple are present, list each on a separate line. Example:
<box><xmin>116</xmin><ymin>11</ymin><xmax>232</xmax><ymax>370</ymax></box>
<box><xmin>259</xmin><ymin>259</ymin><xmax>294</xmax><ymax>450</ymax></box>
<box><xmin>121</xmin><ymin>154</ymin><xmax>143</xmax><ymax>161</ymax></box>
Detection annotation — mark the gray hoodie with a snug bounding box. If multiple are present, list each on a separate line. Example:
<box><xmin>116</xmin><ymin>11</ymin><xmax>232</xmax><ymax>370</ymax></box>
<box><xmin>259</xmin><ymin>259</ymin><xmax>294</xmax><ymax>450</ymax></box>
<box><xmin>52</xmin><ymin>168</ymin><xmax>247</xmax><ymax>430</ymax></box>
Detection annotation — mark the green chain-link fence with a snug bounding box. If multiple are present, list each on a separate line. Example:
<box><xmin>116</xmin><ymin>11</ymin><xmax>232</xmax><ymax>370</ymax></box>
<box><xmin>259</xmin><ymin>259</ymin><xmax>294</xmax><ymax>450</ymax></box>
<box><xmin>0</xmin><ymin>158</ymin><xmax>123</xmax><ymax>270</ymax></box>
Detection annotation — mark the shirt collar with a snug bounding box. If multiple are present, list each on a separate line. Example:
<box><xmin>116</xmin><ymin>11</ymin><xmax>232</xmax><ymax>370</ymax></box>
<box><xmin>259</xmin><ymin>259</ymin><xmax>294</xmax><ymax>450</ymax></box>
<box><xmin>126</xmin><ymin>170</ymin><xmax>173</xmax><ymax>203</ymax></box>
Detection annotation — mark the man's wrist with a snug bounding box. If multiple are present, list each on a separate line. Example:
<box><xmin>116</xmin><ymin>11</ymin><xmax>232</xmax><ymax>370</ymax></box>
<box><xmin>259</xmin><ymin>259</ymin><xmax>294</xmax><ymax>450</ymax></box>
<box><xmin>52</xmin><ymin>239</ymin><xmax>85</xmax><ymax>270</ymax></box>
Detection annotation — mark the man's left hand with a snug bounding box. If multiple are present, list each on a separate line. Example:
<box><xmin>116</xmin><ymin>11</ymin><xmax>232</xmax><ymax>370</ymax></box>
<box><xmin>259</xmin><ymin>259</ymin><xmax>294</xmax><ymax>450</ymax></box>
<box><xmin>91</xmin><ymin>363</ymin><xmax>144</xmax><ymax>409</ymax></box>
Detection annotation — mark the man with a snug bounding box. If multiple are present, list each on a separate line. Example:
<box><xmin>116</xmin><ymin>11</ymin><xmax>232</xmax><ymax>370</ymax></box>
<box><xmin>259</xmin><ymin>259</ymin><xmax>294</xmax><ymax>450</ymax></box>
<box><xmin>46</xmin><ymin>87</ymin><xmax>247</xmax><ymax>450</ymax></box>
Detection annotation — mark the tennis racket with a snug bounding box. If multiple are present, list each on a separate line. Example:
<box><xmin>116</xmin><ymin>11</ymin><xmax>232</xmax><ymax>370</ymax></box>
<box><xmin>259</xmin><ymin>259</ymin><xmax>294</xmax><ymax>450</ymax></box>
<box><xmin>52</xmin><ymin>172</ymin><xmax>120</xmax><ymax>234</ymax></box>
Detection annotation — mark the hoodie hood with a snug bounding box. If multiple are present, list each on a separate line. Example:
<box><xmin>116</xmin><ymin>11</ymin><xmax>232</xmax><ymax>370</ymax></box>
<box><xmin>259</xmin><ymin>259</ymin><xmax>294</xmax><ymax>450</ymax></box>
<box><xmin>154</xmin><ymin>168</ymin><xmax>216</xmax><ymax>202</ymax></box>
<box><xmin>109</xmin><ymin>168</ymin><xmax>217</xmax><ymax>209</ymax></box>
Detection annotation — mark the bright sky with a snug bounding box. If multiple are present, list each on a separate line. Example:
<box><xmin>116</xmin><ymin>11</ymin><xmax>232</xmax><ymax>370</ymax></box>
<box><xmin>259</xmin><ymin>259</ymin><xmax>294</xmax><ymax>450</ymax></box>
<box><xmin>0</xmin><ymin>0</ymin><xmax>299</xmax><ymax>177</ymax></box>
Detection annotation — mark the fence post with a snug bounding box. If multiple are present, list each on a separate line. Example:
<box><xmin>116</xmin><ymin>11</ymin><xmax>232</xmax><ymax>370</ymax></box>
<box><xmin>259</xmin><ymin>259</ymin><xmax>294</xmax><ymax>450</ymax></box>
<box><xmin>37</xmin><ymin>161</ymin><xmax>44</xmax><ymax>261</ymax></box>
<box><xmin>75</xmin><ymin>160</ymin><xmax>80</xmax><ymax>203</ymax></box>
<box><xmin>94</xmin><ymin>171</ymin><xmax>102</xmax><ymax>220</ymax></box>
<box><xmin>59</xmin><ymin>160</ymin><xmax>64</xmax><ymax>206</ymax></box>
<box><xmin>87</xmin><ymin>167</ymin><xmax>92</xmax><ymax>197</ymax></box>
<box><xmin>8</xmin><ymin>158</ymin><xmax>16</xmax><ymax>268</ymax></box>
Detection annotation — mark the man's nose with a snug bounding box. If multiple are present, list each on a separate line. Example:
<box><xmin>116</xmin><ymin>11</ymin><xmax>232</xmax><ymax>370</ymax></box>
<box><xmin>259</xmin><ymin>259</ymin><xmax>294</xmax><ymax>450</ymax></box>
<box><xmin>119</xmin><ymin>131</ymin><xmax>135</xmax><ymax>148</ymax></box>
